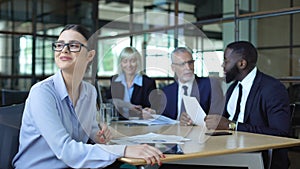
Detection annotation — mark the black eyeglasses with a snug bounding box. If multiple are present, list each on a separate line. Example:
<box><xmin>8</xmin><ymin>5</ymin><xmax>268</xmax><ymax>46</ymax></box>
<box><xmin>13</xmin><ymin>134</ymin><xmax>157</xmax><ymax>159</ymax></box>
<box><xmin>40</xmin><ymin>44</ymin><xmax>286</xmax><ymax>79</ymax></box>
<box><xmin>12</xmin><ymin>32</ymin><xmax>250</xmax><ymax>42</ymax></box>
<box><xmin>52</xmin><ymin>41</ymin><xmax>89</xmax><ymax>52</ymax></box>
<box><xmin>172</xmin><ymin>60</ymin><xmax>195</xmax><ymax>67</ymax></box>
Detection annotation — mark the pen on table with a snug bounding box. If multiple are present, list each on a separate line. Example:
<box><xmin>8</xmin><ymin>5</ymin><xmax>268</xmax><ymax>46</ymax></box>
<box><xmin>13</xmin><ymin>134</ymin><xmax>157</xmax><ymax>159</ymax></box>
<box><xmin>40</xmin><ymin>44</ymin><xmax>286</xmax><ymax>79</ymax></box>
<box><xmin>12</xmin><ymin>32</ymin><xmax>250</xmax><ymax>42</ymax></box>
<box><xmin>98</xmin><ymin>123</ymin><xmax>106</xmax><ymax>139</ymax></box>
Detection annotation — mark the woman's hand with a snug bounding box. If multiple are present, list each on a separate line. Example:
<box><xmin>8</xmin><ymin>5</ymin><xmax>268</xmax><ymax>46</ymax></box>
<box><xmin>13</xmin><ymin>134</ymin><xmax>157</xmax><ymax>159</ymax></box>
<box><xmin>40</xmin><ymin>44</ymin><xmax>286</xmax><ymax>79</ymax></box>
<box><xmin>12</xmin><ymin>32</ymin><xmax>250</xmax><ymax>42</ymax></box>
<box><xmin>96</xmin><ymin>124</ymin><xmax>112</xmax><ymax>144</ymax></box>
<box><xmin>142</xmin><ymin>107</ymin><xmax>156</xmax><ymax>119</ymax></box>
<box><xmin>129</xmin><ymin>105</ymin><xmax>143</xmax><ymax>114</ymax></box>
<box><xmin>124</xmin><ymin>144</ymin><xmax>165</xmax><ymax>166</ymax></box>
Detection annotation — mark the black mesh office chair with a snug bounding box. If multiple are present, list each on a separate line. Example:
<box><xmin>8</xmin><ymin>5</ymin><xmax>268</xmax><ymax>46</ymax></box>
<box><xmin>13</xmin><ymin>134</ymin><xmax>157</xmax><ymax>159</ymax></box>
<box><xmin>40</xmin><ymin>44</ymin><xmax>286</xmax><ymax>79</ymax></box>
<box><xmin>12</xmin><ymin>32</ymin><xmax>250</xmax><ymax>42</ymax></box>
<box><xmin>1</xmin><ymin>89</ymin><xmax>29</xmax><ymax>106</ymax></box>
<box><xmin>265</xmin><ymin>103</ymin><xmax>296</xmax><ymax>169</ymax></box>
<box><xmin>290</xmin><ymin>103</ymin><xmax>300</xmax><ymax>138</ymax></box>
<box><xmin>287</xmin><ymin>84</ymin><xmax>300</xmax><ymax>138</ymax></box>
<box><xmin>0</xmin><ymin>103</ymin><xmax>25</xmax><ymax>169</ymax></box>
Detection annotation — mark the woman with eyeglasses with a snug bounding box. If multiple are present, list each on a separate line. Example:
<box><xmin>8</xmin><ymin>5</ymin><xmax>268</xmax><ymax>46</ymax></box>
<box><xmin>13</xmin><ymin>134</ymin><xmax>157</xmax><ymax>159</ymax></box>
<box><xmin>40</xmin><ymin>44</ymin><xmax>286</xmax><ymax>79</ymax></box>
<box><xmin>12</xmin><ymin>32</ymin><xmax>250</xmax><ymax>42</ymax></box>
<box><xmin>106</xmin><ymin>47</ymin><xmax>157</xmax><ymax>120</ymax></box>
<box><xmin>13</xmin><ymin>24</ymin><xmax>164</xmax><ymax>169</ymax></box>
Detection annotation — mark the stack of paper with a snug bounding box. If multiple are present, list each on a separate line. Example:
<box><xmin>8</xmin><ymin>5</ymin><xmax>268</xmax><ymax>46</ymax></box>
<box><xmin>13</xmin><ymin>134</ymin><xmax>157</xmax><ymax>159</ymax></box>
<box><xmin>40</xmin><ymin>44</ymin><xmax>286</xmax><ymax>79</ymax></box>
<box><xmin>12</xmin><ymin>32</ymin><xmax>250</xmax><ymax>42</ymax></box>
<box><xmin>182</xmin><ymin>95</ymin><xmax>206</xmax><ymax>127</ymax></box>
<box><xmin>111</xmin><ymin>132</ymin><xmax>190</xmax><ymax>145</ymax></box>
<box><xmin>119</xmin><ymin>114</ymin><xmax>179</xmax><ymax>126</ymax></box>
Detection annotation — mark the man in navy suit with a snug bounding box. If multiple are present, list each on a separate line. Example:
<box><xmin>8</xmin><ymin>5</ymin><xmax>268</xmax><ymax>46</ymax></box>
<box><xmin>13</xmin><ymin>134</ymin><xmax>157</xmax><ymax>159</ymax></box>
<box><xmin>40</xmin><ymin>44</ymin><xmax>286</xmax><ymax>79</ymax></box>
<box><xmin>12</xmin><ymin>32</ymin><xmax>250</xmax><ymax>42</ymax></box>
<box><xmin>162</xmin><ymin>47</ymin><xmax>224</xmax><ymax>125</ymax></box>
<box><xmin>205</xmin><ymin>41</ymin><xmax>291</xmax><ymax>169</ymax></box>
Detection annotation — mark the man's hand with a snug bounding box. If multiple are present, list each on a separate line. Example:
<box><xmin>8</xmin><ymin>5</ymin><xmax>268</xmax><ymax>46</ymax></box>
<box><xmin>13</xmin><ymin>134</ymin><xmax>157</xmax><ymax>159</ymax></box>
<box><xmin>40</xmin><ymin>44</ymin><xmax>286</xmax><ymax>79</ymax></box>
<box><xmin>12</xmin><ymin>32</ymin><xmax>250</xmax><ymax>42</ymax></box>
<box><xmin>180</xmin><ymin>112</ymin><xmax>194</xmax><ymax>126</ymax></box>
<box><xmin>204</xmin><ymin>114</ymin><xmax>231</xmax><ymax>130</ymax></box>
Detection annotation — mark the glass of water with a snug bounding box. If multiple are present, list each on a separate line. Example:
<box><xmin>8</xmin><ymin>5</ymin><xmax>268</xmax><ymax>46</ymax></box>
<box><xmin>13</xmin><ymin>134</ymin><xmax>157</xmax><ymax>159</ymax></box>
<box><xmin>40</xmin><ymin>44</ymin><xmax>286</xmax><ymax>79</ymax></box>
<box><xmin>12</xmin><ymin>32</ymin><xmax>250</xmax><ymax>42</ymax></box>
<box><xmin>100</xmin><ymin>103</ymin><xmax>118</xmax><ymax>125</ymax></box>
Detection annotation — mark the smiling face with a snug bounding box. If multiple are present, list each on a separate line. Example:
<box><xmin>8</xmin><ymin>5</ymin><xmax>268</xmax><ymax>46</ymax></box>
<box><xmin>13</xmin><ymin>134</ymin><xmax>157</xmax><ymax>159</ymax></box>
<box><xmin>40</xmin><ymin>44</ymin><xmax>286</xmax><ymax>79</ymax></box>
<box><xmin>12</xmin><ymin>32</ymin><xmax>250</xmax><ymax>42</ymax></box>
<box><xmin>54</xmin><ymin>30</ymin><xmax>93</xmax><ymax>75</ymax></box>
<box><xmin>171</xmin><ymin>51</ymin><xmax>195</xmax><ymax>83</ymax></box>
<box><xmin>121</xmin><ymin>56</ymin><xmax>138</xmax><ymax>76</ymax></box>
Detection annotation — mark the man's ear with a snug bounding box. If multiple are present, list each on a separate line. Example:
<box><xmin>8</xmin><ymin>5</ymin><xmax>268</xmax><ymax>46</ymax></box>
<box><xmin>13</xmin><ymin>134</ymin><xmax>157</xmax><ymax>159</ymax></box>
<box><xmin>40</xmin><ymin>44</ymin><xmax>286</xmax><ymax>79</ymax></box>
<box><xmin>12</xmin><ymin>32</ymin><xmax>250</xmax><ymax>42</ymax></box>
<box><xmin>238</xmin><ymin>59</ymin><xmax>247</xmax><ymax>69</ymax></box>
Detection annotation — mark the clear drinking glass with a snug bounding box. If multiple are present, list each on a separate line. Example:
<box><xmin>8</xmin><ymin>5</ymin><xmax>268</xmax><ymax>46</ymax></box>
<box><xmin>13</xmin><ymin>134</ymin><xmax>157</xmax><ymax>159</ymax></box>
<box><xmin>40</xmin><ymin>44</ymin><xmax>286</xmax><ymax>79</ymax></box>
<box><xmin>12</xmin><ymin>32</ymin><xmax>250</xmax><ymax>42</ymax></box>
<box><xmin>99</xmin><ymin>103</ymin><xmax>118</xmax><ymax>125</ymax></box>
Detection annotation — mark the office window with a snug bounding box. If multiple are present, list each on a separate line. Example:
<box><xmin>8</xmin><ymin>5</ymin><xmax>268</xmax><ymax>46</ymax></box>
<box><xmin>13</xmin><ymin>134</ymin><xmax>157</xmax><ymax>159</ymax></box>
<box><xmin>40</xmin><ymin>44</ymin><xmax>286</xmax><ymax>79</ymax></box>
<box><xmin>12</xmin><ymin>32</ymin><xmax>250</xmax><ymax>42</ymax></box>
<box><xmin>19</xmin><ymin>36</ymin><xmax>32</xmax><ymax>75</ymax></box>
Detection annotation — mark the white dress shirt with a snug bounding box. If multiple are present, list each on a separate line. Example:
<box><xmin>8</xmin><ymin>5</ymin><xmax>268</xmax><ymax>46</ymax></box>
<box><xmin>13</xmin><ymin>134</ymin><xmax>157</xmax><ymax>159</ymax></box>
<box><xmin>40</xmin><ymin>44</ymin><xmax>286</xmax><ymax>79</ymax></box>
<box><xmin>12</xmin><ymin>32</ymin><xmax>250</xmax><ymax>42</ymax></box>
<box><xmin>227</xmin><ymin>67</ymin><xmax>257</xmax><ymax>122</ymax></box>
<box><xmin>177</xmin><ymin>76</ymin><xmax>195</xmax><ymax>120</ymax></box>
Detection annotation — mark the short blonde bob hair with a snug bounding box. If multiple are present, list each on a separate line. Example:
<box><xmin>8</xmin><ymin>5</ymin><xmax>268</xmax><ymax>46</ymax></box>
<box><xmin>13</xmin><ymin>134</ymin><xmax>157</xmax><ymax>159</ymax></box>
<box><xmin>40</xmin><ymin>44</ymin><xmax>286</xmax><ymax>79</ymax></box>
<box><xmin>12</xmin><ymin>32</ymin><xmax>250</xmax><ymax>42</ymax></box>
<box><xmin>117</xmin><ymin>47</ymin><xmax>143</xmax><ymax>74</ymax></box>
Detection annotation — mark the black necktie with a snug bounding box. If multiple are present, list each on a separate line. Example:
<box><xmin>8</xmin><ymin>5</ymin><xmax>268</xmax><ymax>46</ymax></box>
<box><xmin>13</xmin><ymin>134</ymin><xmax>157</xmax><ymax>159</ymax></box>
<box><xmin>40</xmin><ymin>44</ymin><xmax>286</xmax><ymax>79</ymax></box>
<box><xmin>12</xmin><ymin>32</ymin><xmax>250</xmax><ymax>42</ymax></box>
<box><xmin>180</xmin><ymin>85</ymin><xmax>188</xmax><ymax>114</ymax></box>
<box><xmin>233</xmin><ymin>84</ymin><xmax>242</xmax><ymax>121</ymax></box>
<box><xmin>182</xmin><ymin>86</ymin><xmax>188</xmax><ymax>96</ymax></box>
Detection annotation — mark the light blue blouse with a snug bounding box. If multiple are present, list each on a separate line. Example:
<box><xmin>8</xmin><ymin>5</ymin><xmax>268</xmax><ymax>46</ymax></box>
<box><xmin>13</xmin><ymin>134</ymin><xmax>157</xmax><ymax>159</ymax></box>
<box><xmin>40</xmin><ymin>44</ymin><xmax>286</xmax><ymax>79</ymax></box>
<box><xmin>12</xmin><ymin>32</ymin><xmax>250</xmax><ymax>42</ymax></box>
<box><xmin>13</xmin><ymin>70</ymin><xmax>125</xmax><ymax>169</ymax></box>
<box><xmin>114</xmin><ymin>73</ymin><xmax>143</xmax><ymax>102</ymax></box>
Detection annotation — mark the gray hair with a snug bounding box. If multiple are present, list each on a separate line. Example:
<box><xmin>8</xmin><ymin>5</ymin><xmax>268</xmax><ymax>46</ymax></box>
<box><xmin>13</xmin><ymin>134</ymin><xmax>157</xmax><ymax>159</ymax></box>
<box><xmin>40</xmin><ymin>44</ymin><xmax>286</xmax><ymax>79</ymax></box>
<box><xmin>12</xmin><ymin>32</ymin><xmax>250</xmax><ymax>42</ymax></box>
<box><xmin>170</xmin><ymin>47</ymin><xmax>193</xmax><ymax>63</ymax></box>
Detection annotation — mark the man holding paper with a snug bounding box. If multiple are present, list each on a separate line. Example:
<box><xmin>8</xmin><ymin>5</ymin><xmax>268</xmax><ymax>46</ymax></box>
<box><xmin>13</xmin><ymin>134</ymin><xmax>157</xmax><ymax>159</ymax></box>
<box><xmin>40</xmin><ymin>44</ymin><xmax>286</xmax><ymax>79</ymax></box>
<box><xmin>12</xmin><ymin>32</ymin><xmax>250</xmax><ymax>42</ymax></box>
<box><xmin>161</xmin><ymin>47</ymin><xmax>224</xmax><ymax>126</ymax></box>
<box><xmin>205</xmin><ymin>41</ymin><xmax>290</xmax><ymax>169</ymax></box>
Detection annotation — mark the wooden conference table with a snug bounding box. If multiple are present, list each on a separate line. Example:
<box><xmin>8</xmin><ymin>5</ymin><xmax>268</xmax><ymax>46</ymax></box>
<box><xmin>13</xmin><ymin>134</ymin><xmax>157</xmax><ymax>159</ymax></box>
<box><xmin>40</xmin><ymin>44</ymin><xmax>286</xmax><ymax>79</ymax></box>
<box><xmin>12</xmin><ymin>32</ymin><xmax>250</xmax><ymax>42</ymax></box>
<box><xmin>109</xmin><ymin>123</ymin><xmax>300</xmax><ymax>168</ymax></box>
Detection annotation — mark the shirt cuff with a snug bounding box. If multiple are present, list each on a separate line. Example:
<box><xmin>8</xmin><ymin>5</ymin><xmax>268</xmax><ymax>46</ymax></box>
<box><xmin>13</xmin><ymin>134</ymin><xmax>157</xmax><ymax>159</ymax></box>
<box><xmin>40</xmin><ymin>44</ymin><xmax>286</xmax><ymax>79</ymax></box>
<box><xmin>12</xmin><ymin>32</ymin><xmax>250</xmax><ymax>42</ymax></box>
<box><xmin>97</xmin><ymin>144</ymin><xmax>126</xmax><ymax>157</ymax></box>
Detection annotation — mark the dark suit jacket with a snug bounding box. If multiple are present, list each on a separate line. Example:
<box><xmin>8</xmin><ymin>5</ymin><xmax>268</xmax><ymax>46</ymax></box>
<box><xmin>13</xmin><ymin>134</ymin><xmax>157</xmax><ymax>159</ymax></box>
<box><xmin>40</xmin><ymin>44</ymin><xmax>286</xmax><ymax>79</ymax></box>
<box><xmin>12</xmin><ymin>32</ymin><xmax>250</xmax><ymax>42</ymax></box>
<box><xmin>162</xmin><ymin>76</ymin><xmax>221</xmax><ymax>120</ymax></box>
<box><xmin>106</xmin><ymin>74</ymin><xmax>156</xmax><ymax>119</ymax></box>
<box><xmin>223</xmin><ymin>70</ymin><xmax>291</xmax><ymax>169</ymax></box>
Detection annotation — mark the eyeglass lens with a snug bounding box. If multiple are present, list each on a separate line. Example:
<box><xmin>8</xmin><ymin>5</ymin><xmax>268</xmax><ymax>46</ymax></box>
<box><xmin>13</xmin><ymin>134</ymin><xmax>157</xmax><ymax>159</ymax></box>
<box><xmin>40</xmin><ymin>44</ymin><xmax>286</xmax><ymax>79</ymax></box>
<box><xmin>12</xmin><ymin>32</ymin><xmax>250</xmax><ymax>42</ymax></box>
<box><xmin>174</xmin><ymin>60</ymin><xmax>195</xmax><ymax>66</ymax></box>
<box><xmin>52</xmin><ymin>42</ymin><xmax>85</xmax><ymax>52</ymax></box>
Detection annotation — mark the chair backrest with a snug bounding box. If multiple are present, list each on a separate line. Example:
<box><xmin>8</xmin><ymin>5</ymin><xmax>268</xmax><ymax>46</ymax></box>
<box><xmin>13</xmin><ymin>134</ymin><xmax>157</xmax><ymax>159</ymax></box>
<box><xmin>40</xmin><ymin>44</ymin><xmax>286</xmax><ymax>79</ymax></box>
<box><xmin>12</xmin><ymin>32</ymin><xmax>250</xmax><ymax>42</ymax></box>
<box><xmin>288</xmin><ymin>84</ymin><xmax>300</xmax><ymax>103</ymax></box>
<box><xmin>0</xmin><ymin>103</ymin><xmax>25</xmax><ymax>169</ymax></box>
<box><xmin>289</xmin><ymin>103</ymin><xmax>298</xmax><ymax>138</ymax></box>
<box><xmin>290</xmin><ymin>103</ymin><xmax>296</xmax><ymax>121</ymax></box>
<box><xmin>1</xmin><ymin>89</ymin><xmax>29</xmax><ymax>106</ymax></box>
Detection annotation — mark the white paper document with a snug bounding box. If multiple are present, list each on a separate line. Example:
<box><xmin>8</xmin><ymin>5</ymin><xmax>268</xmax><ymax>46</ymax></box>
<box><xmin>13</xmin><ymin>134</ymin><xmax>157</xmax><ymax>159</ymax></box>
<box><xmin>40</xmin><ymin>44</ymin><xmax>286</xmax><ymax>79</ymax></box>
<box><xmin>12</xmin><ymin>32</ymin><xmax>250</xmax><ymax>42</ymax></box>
<box><xmin>182</xmin><ymin>95</ymin><xmax>206</xmax><ymax>127</ymax></box>
<box><xmin>119</xmin><ymin>114</ymin><xmax>179</xmax><ymax>126</ymax></box>
<box><xmin>111</xmin><ymin>132</ymin><xmax>190</xmax><ymax>145</ymax></box>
